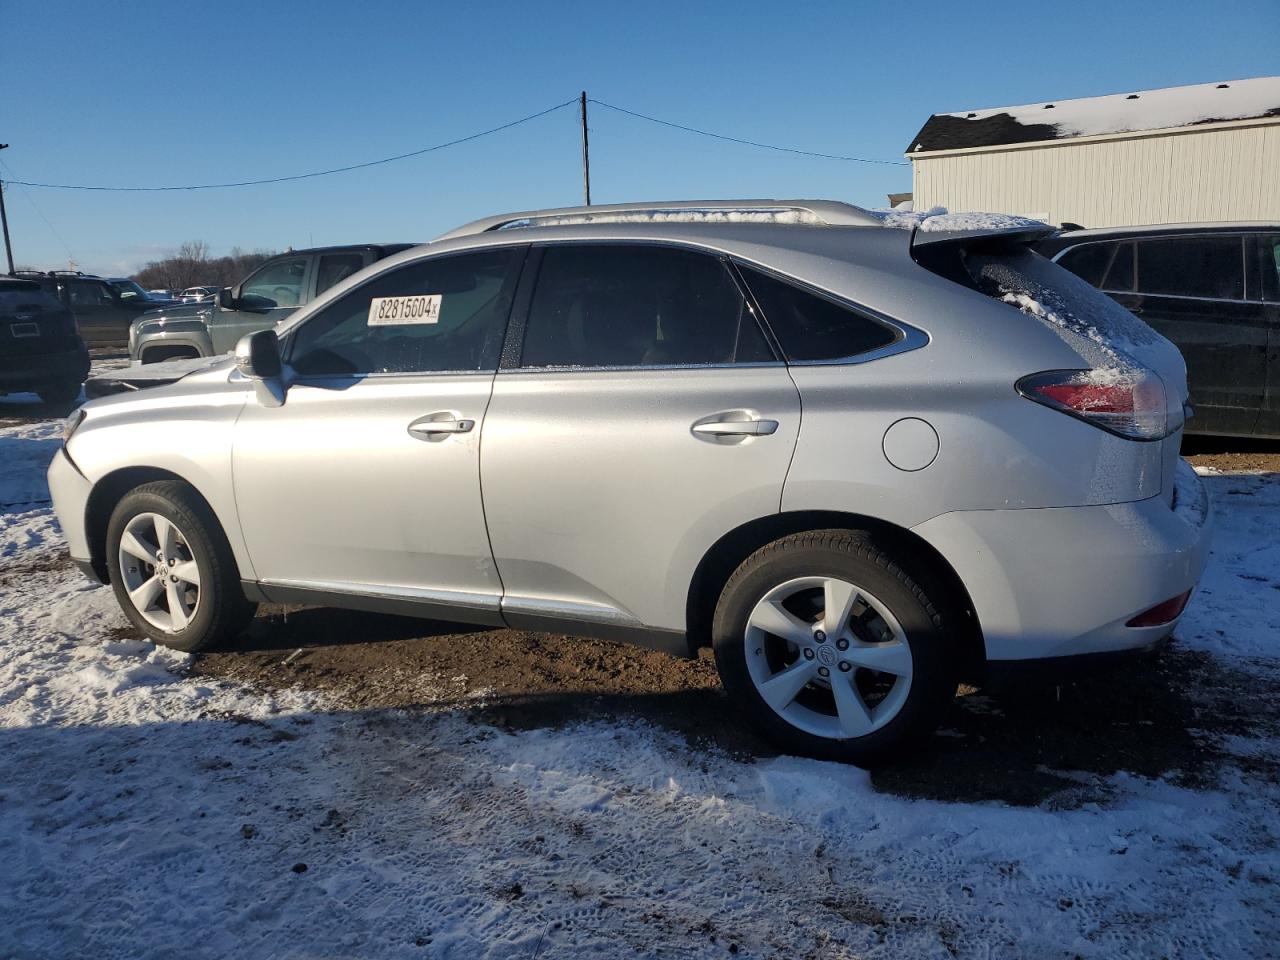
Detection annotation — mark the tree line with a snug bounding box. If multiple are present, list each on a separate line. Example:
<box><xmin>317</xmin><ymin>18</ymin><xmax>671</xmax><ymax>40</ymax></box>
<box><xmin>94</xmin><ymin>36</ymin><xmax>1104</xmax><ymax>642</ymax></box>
<box><xmin>132</xmin><ymin>241</ymin><xmax>278</xmax><ymax>292</ymax></box>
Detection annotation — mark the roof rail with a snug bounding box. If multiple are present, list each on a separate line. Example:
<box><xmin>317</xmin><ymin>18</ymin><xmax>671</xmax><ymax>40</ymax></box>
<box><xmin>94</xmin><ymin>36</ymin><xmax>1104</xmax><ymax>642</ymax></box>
<box><xmin>434</xmin><ymin>199</ymin><xmax>882</xmax><ymax>241</ymax></box>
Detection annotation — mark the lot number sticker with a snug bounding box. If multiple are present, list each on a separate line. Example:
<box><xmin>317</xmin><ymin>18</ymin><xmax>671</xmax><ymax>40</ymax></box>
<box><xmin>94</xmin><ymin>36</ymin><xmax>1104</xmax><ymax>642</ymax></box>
<box><xmin>367</xmin><ymin>294</ymin><xmax>442</xmax><ymax>325</ymax></box>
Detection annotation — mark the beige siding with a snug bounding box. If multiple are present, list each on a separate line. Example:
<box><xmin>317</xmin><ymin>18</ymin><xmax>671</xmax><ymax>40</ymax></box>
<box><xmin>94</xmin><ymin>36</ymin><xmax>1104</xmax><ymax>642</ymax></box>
<box><xmin>911</xmin><ymin>121</ymin><xmax>1280</xmax><ymax>227</ymax></box>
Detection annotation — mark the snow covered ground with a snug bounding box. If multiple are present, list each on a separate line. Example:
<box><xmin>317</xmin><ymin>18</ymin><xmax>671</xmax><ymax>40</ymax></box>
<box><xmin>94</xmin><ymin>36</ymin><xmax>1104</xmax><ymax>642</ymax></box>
<box><xmin>1</xmin><ymin>395</ymin><xmax>1278</xmax><ymax>958</ymax></box>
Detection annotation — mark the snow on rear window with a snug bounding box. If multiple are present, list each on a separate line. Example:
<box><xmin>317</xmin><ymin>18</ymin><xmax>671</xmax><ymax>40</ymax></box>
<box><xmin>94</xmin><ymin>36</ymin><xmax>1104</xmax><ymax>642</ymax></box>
<box><xmin>967</xmin><ymin>248</ymin><xmax>1163</xmax><ymax>371</ymax></box>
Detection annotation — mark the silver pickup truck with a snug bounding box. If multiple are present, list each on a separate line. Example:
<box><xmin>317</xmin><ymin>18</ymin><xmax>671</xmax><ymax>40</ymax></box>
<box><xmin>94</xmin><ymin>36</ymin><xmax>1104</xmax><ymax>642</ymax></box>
<box><xmin>127</xmin><ymin>244</ymin><xmax>413</xmax><ymax>364</ymax></box>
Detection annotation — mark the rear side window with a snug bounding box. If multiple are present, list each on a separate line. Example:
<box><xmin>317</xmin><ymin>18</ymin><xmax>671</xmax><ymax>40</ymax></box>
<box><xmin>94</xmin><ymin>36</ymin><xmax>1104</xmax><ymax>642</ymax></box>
<box><xmin>519</xmin><ymin>244</ymin><xmax>773</xmax><ymax>368</ymax></box>
<box><xmin>67</xmin><ymin>280</ymin><xmax>114</xmax><ymax>308</ymax></box>
<box><xmin>289</xmin><ymin>248</ymin><xmax>521</xmax><ymax>377</ymax></box>
<box><xmin>1136</xmin><ymin>236</ymin><xmax>1244</xmax><ymax>300</ymax></box>
<box><xmin>737</xmin><ymin>266</ymin><xmax>899</xmax><ymax>362</ymax></box>
<box><xmin>1057</xmin><ymin>241</ymin><xmax>1134</xmax><ymax>292</ymax></box>
<box><xmin>315</xmin><ymin>252</ymin><xmax>368</xmax><ymax>295</ymax></box>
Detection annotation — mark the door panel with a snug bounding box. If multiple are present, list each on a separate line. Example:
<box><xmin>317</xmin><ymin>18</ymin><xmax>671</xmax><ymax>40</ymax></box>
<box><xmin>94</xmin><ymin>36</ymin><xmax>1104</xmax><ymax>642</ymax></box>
<box><xmin>482</xmin><ymin>367</ymin><xmax>801</xmax><ymax>634</ymax></box>
<box><xmin>232</xmin><ymin>374</ymin><xmax>503</xmax><ymax>614</ymax></box>
<box><xmin>1126</xmin><ymin>235</ymin><xmax>1261</xmax><ymax>436</ymax></box>
<box><xmin>1112</xmin><ymin>292</ymin><xmax>1265</xmax><ymax>437</ymax></box>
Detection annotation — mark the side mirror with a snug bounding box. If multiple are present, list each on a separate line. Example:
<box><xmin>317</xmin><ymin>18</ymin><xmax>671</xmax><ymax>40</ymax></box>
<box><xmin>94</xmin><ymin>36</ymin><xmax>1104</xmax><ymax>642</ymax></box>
<box><xmin>218</xmin><ymin>287</ymin><xmax>236</xmax><ymax>310</ymax></box>
<box><xmin>235</xmin><ymin>329</ymin><xmax>282</xmax><ymax>379</ymax></box>
<box><xmin>235</xmin><ymin>330</ymin><xmax>286</xmax><ymax>407</ymax></box>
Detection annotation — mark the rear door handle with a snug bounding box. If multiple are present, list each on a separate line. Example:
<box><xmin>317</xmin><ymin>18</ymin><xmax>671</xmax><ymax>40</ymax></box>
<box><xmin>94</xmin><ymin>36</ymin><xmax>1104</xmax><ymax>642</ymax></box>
<box><xmin>691</xmin><ymin>417</ymin><xmax>779</xmax><ymax>438</ymax></box>
<box><xmin>407</xmin><ymin>413</ymin><xmax>475</xmax><ymax>440</ymax></box>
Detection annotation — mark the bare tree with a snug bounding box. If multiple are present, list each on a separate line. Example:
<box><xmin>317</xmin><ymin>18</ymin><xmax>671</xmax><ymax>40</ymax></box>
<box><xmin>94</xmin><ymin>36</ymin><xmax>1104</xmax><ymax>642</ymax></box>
<box><xmin>133</xmin><ymin>242</ymin><xmax>276</xmax><ymax>291</ymax></box>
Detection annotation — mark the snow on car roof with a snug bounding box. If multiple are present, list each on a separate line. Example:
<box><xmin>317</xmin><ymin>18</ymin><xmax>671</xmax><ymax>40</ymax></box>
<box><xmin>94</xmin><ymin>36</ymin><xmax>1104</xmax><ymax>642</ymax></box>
<box><xmin>908</xmin><ymin>75</ymin><xmax>1280</xmax><ymax>152</ymax></box>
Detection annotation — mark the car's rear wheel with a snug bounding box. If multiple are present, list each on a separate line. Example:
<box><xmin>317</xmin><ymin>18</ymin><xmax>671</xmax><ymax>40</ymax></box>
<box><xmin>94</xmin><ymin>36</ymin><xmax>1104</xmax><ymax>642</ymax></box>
<box><xmin>106</xmin><ymin>481</ymin><xmax>255</xmax><ymax>652</ymax></box>
<box><xmin>37</xmin><ymin>381</ymin><xmax>81</xmax><ymax>405</ymax></box>
<box><xmin>712</xmin><ymin>530</ymin><xmax>957</xmax><ymax>766</ymax></box>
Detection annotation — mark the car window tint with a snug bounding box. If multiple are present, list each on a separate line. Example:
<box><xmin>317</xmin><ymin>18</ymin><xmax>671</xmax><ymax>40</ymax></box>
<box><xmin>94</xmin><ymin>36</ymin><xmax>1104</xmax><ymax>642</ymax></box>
<box><xmin>289</xmin><ymin>248</ymin><xmax>519</xmax><ymax>377</ymax></box>
<box><xmin>737</xmin><ymin>266</ymin><xmax>899</xmax><ymax>362</ymax></box>
<box><xmin>1136</xmin><ymin>236</ymin><xmax>1244</xmax><ymax>300</ymax></box>
<box><xmin>316</xmin><ymin>252</ymin><xmax>368</xmax><ymax>295</ymax></box>
<box><xmin>1265</xmin><ymin>236</ymin><xmax>1280</xmax><ymax>301</ymax></box>
<box><xmin>1057</xmin><ymin>244</ymin><xmax>1112</xmax><ymax>287</ymax></box>
<box><xmin>520</xmin><ymin>245</ymin><xmax>771</xmax><ymax>368</ymax></box>
<box><xmin>1102</xmin><ymin>242</ymin><xmax>1135</xmax><ymax>292</ymax></box>
<box><xmin>242</xmin><ymin>256</ymin><xmax>308</xmax><ymax>308</ymax></box>
<box><xmin>67</xmin><ymin>280</ymin><xmax>114</xmax><ymax>308</ymax></box>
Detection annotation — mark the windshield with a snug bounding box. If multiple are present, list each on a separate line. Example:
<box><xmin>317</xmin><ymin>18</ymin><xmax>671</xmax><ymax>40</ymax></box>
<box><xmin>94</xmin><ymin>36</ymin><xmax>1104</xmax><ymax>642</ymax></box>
<box><xmin>111</xmin><ymin>279</ymin><xmax>154</xmax><ymax>301</ymax></box>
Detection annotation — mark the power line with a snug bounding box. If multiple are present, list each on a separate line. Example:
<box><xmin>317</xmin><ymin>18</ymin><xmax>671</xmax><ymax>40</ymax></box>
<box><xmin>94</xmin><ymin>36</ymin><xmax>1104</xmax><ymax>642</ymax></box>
<box><xmin>5</xmin><ymin>98</ymin><xmax>579</xmax><ymax>191</ymax></box>
<box><xmin>588</xmin><ymin>98</ymin><xmax>908</xmax><ymax>166</ymax></box>
<box><xmin>0</xmin><ymin>157</ymin><xmax>76</xmax><ymax>262</ymax></box>
<box><xmin>2</xmin><ymin>94</ymin><xmax>907</xmax><ymax>195</ymax></box>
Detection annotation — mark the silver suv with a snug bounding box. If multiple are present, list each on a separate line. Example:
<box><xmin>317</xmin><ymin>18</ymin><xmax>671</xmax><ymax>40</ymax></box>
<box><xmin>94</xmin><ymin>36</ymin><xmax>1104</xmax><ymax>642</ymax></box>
<box><xmin>49</xmin><ymin>200</ymin><xmax>1211</xmax><ymax>764</ymax></box>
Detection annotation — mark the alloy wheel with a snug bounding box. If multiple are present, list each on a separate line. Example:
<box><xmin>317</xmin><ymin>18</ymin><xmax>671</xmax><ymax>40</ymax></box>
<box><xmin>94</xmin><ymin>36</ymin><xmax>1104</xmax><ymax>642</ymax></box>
<box><xmin>744</xmin><ymin>576</ymin><xmax>913</xmax><ymax>739</ymax></box>
<box><xmin>117</xmin><ymin>512</ymin><xmax>202</xmax><ymax>633</ymax></box>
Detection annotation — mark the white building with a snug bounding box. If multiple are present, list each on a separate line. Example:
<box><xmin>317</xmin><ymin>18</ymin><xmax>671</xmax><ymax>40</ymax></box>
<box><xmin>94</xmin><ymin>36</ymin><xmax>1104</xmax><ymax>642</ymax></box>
<box><xmin>905</xmin><ymin>76</ymin><xmax>1280</xmax><ymax>228</ymax></box>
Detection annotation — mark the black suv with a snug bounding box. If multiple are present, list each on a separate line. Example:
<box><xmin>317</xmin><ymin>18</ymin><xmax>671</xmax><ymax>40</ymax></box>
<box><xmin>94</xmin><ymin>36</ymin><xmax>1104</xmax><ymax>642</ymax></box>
<box><xmin>12</xmin><ymin>270</ymin><xmax>163</xmax><ymax>347</ymax></box>
<box><xmin>1038</xmin><ymin>224</ymin><xmax>1280</xmax><ymax>438</ymax></box>
<box><xmin>0</xmin><ymin>277</ymin><xmax>90</xmax><ymax>404</ymax></box>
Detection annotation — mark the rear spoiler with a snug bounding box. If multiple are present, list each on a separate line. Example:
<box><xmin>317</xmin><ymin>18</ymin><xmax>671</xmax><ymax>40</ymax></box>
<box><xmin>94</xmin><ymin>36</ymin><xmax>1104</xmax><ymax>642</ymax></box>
<box><xmin>910</xmin><ymin>223</ymin><xmax>1057</xmax><ymax>251</ymax></box>
<box><xmin>909</xmin><ymin>224</ymin><xmax>1058</xmax><ymax>288</ymax></box>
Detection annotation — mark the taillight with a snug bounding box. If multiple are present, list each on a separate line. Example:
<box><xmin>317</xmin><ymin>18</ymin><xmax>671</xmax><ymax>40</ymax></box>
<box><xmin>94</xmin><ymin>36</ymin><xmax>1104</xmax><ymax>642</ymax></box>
<box><xmin>1016</xmin><ymin>368</ymin><xmax>1168</xmax><ymax>441</ymax></box>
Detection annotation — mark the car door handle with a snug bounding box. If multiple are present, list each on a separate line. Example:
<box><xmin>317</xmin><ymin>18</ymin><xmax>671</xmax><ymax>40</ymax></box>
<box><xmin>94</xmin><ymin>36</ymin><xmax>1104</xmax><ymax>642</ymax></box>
<box><xmin>691</xmin><ymin>418</ymin><xmax>779</xmax><ymax>437</ymax></box>
<box><xmin>407</xmin><ymin>415</ymin><xmax>475</xmax><ymax>439</ymax></box>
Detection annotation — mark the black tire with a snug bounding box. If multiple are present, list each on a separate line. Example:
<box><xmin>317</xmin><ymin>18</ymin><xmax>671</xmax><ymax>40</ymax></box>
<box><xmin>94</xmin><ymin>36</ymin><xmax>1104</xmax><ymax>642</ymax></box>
<box><xmin>37</xmin><ymin>381</ymin><xmax>81</xmax><ymax>405</ymax></box>
<box><xmin>712</xmin><ymin>530</ymin><xmax>958</xmax><ymax>766</ymax></box>
<box><xmin>106</xmin><ymin>480</ymin><xmax>255</xmax><ymax>652</ymax></box>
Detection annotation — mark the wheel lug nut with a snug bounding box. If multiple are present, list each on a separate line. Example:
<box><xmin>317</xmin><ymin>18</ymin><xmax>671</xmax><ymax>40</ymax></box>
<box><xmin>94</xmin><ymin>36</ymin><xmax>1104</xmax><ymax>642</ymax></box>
<box><xmin>817</xmin><ymin>666</ymin><xmax>829</xmax><ymax>678</ymax></box>
<box><xmin>168</xmin><ymin>558</ymin><xmax>176</xmax><ymax>567</ymax></box>
<box><xmin>836</xmin><ymin>638</ymin><xmax>849</xmax><ymax>651</ymax></box>
<box><xmin>814</xmin><ymin>630</ymin><xmax>826</xmax><ymax>643</ymax></box>
<box><xmin>802</xmin><ymin>648</ymin><xmax>815</xmax><ymax>660</ymax></box>
<box><xmin>170</xmin><ymin>575</ymin><xmax>178</xmax><ymax>583</ymax></box>
<box><xmin>838</xmin><ymin>662</ymin><xmax>852</xmax><ymax>673</ymax></box>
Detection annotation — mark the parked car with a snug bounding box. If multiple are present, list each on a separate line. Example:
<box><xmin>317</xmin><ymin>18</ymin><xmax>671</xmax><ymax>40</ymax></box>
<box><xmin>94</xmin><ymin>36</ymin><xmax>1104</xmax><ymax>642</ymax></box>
<box><xmin>11</xmin><ymin>270</ymin><xmax>162</xmax><ymax>347</ymax></box>
<box><xmin>48</xmin><ymin>200</ymin><xmax>1210</xmax><ymax>765</ymax></box>
<box><xmin>1038</xmin><ymin>223</ymin><xmax>1280</xmax><ymax>438</ymax></box>
<box><xmin>148</xmin><ymin>289</ymin><xmax>172</xmax><ymax>299</ymax></box>
<box><xmin>124</xmin><ymin>244</ymin><xmax>413</xmax><ymax>366</ymax></box>
<box><xmin>177</xmin><ymin>286</ymin><xmax>220</xmax><ymax>303</ymax></box>
<box><xmin>107</xmin><ymin>278</ymin><xmax>181</xmax><ymax>309</ymax></box>
<box><xmin>0</xmin><ymin>277</ymin><xmax>90</xmax><ymax>404</ymax></box>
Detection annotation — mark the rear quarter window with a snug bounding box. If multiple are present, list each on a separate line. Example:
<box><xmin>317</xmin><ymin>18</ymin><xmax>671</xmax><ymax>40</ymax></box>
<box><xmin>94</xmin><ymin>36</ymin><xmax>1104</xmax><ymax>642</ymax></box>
<box><xmin>736</xmin><ymin>266</ymin><xmax>899</xmax><ymax>362</ymax></box>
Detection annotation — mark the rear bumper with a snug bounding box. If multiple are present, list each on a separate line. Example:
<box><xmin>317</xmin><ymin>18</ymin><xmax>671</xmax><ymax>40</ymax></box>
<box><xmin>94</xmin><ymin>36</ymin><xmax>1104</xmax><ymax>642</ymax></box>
<box><xmin>912</xmin><ymin>459</ymin><xmax>1212</xmax><ymax>664</ymax></box>
<box><xmin>0</xmin><ymin>347</ymin><xmax>90</xmax><ymax>392</ymax></box>
<box><xmin>47</xmin><ymin>447</ymin><xmax>99</xmax><ymax>581</ymax></box>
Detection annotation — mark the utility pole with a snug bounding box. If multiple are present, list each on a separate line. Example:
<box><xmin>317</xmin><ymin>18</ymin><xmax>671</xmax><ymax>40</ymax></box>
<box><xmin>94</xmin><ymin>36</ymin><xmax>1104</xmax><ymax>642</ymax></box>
<box><xmin>579</xmin><ymin>91</ymin><xmax>591</xmax><ymax>206</ymax></box>
<box><xmin>0</xmin><ymin>144</ymin><xmax>14</xmax><ymax>274</ymax></box>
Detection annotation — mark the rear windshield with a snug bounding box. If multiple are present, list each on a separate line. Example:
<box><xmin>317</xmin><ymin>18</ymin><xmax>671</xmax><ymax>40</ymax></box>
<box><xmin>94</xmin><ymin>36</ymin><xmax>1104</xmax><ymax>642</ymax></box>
<box><xmin>0</xmin><ymin>287</ymin><xmax>64</xmax><ymax>316</ymax></box>
<box><xmin>964</xmin><ymin>247</ymin><xmax>1163</xmax><ymax>370</ymax></box>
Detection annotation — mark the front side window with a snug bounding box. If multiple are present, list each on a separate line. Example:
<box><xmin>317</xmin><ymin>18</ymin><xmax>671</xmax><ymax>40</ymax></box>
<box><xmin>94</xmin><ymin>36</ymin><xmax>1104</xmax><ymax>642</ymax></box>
<box><xmin>1136</xmin><ymin>236</ymin><xmax>1244</xmax><ymax>300</ymax></box>
<box><xmin>519</xmin><ymin>244</ymin><xmax>773</xmax><ymax>367</ymax></box>
<box><xmin>288</xmin><ymin>248</ymin><xmax>521</xmax><ymax>377</ymax></box>
<box><xmin>316</xmin><ymin>252</ymin><xmax>368</xmax><ymax>295</ymax></box>
<box><xmin>737</xmin><ymin>266</ymin><xmax>899</xmax><ymax>362</ymax></box>
<box><xmin>241</xmin><ymin>256</ymin><xmax>309</xmax><ymax>308</ymax></box>
<box><xmin>1261</xmin><ymin>235</ymin><xmax>1280</xmax><ymax>302</ymax></box>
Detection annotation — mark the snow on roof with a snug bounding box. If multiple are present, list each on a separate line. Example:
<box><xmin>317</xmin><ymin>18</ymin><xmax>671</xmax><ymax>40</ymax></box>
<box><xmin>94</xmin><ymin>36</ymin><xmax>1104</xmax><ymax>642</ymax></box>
<box><xmin>907</xmin><ymin>76</ymin><xmax>1280</xmax><ymax>153</ymax></box>
<box><xmin>869</xmin><ymin>206</ymin><xmax>1049</xmax><ymax>232</ymax></box>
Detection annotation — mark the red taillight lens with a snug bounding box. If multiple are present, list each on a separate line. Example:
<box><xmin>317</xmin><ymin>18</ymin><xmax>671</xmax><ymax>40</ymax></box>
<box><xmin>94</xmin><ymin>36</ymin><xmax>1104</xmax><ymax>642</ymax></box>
<box><xmin>1126</xmin><ymin>590</ymin><xmax>1192</xmax><ymax>627</ymax></box>
<box><xmin>1017</xmin><ymin>369</ymin><xmax>1168</xmax><ymax>440</ymax></box>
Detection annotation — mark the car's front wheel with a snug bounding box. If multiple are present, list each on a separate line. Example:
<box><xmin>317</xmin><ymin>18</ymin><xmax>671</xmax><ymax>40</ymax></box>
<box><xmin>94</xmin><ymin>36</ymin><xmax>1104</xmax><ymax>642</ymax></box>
<box><xmin>712</xmin><ymin>530</ymin><xmax>958</xmax><ymax>766</ymax></box>
<box><xmin>106</xmin><ymin>481</ymin><xmax>255</xmax><ymax>652</ymax></box>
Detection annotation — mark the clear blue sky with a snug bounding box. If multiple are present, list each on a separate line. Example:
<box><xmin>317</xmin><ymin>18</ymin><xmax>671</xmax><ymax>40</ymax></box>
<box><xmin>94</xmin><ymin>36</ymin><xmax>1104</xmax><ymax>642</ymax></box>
<box><xmin>4</xmin><ymin>0</ymin><xmax>1277</xmax><ymax>275</ymax></box>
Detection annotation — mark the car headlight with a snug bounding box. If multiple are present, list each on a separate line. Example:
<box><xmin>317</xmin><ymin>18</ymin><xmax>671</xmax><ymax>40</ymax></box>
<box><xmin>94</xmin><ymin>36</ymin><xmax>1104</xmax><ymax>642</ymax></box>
<box><xmin>62</xmin><ymin>409</ymin><xmax>86</xmax><ymax>444</ymax></box>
